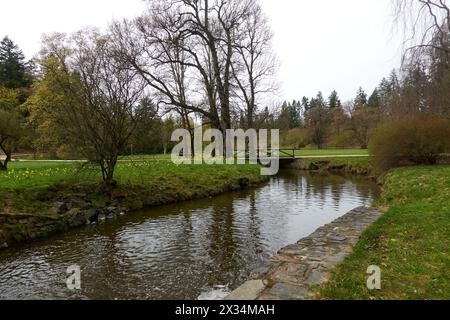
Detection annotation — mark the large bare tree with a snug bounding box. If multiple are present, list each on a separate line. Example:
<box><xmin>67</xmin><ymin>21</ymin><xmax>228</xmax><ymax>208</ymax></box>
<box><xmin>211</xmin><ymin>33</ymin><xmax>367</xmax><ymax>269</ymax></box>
<box><xmin>112</xmin><ymin>0</ymin><xmax>276</xmax><ymax>135</ymax></box>
<box><xmin>231</xmin><ymin>1</ymin><xmax>277</xmax><ymax>129</ymax></box>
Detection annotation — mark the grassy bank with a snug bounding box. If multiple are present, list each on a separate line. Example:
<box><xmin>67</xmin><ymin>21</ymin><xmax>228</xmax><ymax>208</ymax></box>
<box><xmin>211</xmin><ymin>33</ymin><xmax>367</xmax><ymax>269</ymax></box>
<box><xmin>318</xmin><ymin>165</ymin><xmax>450</xmax><ymax>300</ymax></box>
<box><xmin>0</xmin><ymin>161</ymin><xmax>267</xmax><ymax>247</ymax></box>
<box><xmin>288</xmin><ymin>156</ymin><xmax>373</xmax><ymax>176</ymax></box>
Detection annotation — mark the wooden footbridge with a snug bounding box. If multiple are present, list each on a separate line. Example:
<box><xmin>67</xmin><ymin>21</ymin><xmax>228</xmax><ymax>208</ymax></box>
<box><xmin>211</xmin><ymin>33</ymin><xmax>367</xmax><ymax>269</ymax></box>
<box><xmin>234</xmin><ymin>149</ymin><xmax>297</xmax><ymax>167</ymax></box>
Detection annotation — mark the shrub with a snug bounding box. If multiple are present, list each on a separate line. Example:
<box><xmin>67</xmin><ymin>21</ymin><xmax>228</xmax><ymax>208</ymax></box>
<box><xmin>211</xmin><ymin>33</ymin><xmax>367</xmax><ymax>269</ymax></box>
<box><xmin>369</xmin><ymin>116</ymin><xmax>450</xmax><ymax>171</ymax></box>
<box><xmin>282</xmin><ymin>128</ymin><xmax>307</xmax><ymax>149</ymax></box>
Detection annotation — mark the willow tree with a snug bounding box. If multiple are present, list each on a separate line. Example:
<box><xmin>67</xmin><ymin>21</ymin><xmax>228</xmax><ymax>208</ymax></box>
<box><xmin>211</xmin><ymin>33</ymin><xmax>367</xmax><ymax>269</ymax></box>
<box><xmin>394</xmin><ymin>0</ymin><xmax>450</xmax><ymax>117</ymax></box>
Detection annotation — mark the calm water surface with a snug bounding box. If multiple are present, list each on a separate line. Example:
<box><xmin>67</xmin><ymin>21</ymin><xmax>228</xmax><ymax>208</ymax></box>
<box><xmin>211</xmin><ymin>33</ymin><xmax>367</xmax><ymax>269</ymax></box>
<box><xmin>0</xmin><ymin>170</ymin><xmax>379</xmax><ymax>300</ymax></box>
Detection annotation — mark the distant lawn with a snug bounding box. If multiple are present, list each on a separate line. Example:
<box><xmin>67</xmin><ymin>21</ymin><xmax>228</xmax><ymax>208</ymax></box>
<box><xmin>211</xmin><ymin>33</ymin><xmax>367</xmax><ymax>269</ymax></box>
<box><xmin>119</xmin><ymin>149</ymin><xmax>369</xmax><ymax>161</ymax></box>
<box><xmin>119</xmin><ymin>154</ymin><xmax>172</xmax><ymax>161</ymax></box>
<box><xmin>9</xmin><ymin>161</ymin><xmax>81</xmax><ymax>170</ymax></box>
<box><xmin>15</xmin><ymin>149</ymin><xmax>369</xmax><ymax>163</ymax></box>
<box><xmin>311</xmin><ymin>157</ymin><xmax>372</xmax><ymax>165</ymax></box>
<box><xmin>293</xmin><ymin>149</ymin><xmax>368</xmax><ymax>157</ymax></box>
<box><xmin>319</xmin><ymin>165</ymin><xmax>450</xmax><ymax>300</ymax></box>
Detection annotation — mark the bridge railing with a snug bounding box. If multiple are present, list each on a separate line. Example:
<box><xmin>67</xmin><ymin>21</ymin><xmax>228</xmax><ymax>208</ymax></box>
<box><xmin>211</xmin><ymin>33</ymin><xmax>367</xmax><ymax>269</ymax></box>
<box><xmin>234</xmin><ymin>149</ymin><xmax>298</xmax><ymax>159</ymax></box>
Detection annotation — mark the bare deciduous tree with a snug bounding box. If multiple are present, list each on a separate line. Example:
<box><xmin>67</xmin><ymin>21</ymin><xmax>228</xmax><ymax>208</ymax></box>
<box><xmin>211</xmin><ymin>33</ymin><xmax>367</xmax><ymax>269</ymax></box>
<box><xmin>39</xmin><ymin>30</ymin><xmax>146</xmax><ymax>185</ymax></box>
<box><xmin>112</xmin><ymin>0</ymin><xmax>277</xmax><ymax>137</ymax></box>
<box><xmin>231</xmin><ymin>1</ymin><xmax>277</xmax><ymax>129</ymax></box>
<box><xmin>344</xmin><ymin>101</ymin><xmax>380</xmax><ymax>149</ymax></box>
<box><xmin>394</xmin><ymin>0</ymin><xmax>450</xmax><ymax>63</ymax></box>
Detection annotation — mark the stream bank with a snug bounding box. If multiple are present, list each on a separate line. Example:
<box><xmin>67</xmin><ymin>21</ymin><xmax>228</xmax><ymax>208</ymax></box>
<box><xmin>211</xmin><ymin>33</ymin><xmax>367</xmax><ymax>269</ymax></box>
<box><xmin>284</xmin><ymin>158</ymin><xmax>373</xmax><ymax>177</ymax></box>
<box><xmin>0</xmin><ymin>164</ymin><xmax>268</xmax><ymax>251</ymax></box>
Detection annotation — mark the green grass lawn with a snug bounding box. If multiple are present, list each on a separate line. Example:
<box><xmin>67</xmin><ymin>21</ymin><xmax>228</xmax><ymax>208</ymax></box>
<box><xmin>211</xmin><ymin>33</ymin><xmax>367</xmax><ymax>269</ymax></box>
<box><xmin>0</xmin><ymin>161</ymin><xmax>267</xmax><ymax>216</ymax></box>
<box><xmin>319</xmin><ymin>165</ymin><xmax>450</xmax><ymax>300</ymax></box>
<box><xmin>9</xmin><ymin>162</ymin><xmax>80</xmax><ymax>169</ymax></box>
<box><xmin>303</xmin><ymin>157</ymin><xmax>371</xmax><ymax>165</ymax></box>
<box><xmin>293</xmin><ymin>149</ymin><xmax>368</xmax><ymax>157</ymax></box>
<box><xmin>119</xmin><ymin>154</ymin><xmax>172</xmax><ymax>161</ymax></box>
<box><xmin>15</xmin><ymin>149</ymin><xmax>369</xmax><ymax>162</ymax></box>
<box><xmin>119</xmin><ymin>149</ymin><xmax>369</xmax><ymax>160</ymax></box>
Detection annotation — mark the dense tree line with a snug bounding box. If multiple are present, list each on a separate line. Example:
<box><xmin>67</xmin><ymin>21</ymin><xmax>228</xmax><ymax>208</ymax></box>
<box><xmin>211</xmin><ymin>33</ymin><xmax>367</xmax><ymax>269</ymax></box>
<box><xmin>269</xmin><ymin>0</ymin><xmax>450</xmax><ymax>153</ymax></box>
<box><xmin>273</xmin><ymin>47</ymin><xmax>449</xmax><ymax>150</ymax></box>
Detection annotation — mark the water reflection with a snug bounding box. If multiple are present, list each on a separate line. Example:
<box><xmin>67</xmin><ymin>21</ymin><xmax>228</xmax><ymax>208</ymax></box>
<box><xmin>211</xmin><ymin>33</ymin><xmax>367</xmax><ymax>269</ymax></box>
<box><xmin>0</xmin><ymin>171</ymin><xmax>379</xmax><ymax>300</ymax></box>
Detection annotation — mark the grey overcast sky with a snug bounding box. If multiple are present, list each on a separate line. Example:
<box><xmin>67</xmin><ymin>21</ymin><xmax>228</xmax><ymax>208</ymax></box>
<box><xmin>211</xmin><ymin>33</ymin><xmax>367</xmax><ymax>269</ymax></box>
<box><xmin>0</xmin><ymin>0</ymin><xmax>402</xmax><ymax>102</ymax></box>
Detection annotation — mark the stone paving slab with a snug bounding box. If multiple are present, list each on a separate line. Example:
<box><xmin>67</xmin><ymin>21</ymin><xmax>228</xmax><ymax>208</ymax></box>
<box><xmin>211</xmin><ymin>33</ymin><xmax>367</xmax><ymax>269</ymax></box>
<box><xmin>224</xmin><ymin>280</ymin><xmax>266</xmax><ymax>300</ymax></box>
<box><xmin>226</xmin><ymin>206</ymin><xmax>383</xmax><ymax>300</ymax></box>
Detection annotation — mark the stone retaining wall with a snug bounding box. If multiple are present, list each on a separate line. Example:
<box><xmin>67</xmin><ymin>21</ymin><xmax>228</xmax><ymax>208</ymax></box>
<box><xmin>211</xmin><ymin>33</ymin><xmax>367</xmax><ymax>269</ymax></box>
<box><xmin>0</xmin><ymin>201</ymin><xmax>128</xmax><ymax>250</ymax></box>
<box><xmin>225</xmin><ymin>206</ymin><xmax>383</xmax><ymax>300</ymax></box>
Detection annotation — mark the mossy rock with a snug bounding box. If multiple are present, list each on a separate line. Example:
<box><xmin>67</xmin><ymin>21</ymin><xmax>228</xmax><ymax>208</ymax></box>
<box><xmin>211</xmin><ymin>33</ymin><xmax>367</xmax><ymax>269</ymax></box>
<box><xmin>129</xmin><ymin>200</ymin><xmax>144</xmax><ymax>211</ymax></box>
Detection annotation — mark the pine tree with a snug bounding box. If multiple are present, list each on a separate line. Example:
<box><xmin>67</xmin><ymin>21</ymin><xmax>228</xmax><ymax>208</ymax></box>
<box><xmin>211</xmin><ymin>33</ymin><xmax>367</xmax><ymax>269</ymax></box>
<box><xmin>388</xmin><ymin>70</ymin><xmax>400</xmax><ymax>92</ymax></box>
<box><xmin>301</xmin><ymin>96</ymin><xmax>309</xmax><ymax>111</ymax></box>
<box><xmin>0</xmin><ymin>36</ymin><xmax>30</xmax><ymax>89</ymax></box>
<box><xmin>289</xmin><ymin>100</ymin><xmax>302</xmax><ymax>128</ymax></box>
<box><xmin>354</xmin><ymin>87</ymin><xmax>368</xmax><ymax>107</ymax></box>
<box><xmin>311</xmin><ymin>91</ymin><xmax>326</xmax><ymax>108</ymax></box>
<box><xmin>368</xmin><ymin>89</ymin><xmax>381</xmax><ymax>108</ymax></box>
<box><xmin>328</xmin><ymin>90</ymin><xmax>341</xmax><ymax>108</ymax></box>
<box><xmin>378</xmin><ymin>77</ymin><xmax>390</xmax><ymax>96</ymax></box>
<box><xmin>279</xmin><ymin>100</ymin><xmax>302</xmax><ymax>129</ymax></box>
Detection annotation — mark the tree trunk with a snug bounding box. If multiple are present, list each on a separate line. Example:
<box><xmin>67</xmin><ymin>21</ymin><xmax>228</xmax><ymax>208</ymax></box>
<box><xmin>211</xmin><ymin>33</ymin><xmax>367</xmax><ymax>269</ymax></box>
<box><xmin>0</xmin><ymin>145</ymin><xmax>11</xmax><ymax>171</ymax></box>
<box><xmin>100</xmin><ymin>158</ymin><xmax>118</xmax><ymax>187</ymax></box>
<box><xmin>105</xmin><ymin>159</ymin><xmax>117</xmax><ymax>186</ymax></box>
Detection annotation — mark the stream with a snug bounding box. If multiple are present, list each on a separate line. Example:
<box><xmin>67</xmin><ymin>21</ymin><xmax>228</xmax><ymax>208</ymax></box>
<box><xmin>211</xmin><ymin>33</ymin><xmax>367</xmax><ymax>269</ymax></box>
<box><xmin>0</xmin><ymin>170</ymin><xmax>379</xmax><ymax>300</ymax></box>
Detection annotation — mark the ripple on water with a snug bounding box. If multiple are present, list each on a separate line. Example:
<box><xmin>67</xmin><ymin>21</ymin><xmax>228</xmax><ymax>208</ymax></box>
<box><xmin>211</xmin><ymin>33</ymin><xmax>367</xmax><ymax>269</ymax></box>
<box><xmin>198</xmin><ymin>285</ymin><xmax>231</xmax><ymax>300</ymax></box>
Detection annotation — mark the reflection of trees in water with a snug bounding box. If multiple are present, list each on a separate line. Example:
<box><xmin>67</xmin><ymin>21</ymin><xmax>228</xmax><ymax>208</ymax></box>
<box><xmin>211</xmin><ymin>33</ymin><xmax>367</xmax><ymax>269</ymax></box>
<box><xmin>175</xmin><ymin>206</ymin><xmax>195</xmax><ymax>259</ymax></box>
<box><xmin>206</xmin><ymin>196</ymin><xmax>239</xmax><ymax>284</ymax></box>
<box><xmin>178</xmin><ymin>189</ymin><xmax>269</xmax><ymax>287</ymax></box>
<box><xmin>260</xmin><ymin>177</ymin><xmax>293</xmax><ymax>248</ymax></box>
<box><xmin>279</xmin><ymin>171</ymin><xmax>377</xmax><ymax>209</ymax></box>
<box><xmin>232</xmin><ymin>191</ymin><xmax>269</xmax><ymax>267</ymax></box>
<box><xmin>246</xmin><ymin>191</ymin><xmax>266</xmax><ymax>258</ymax></box>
